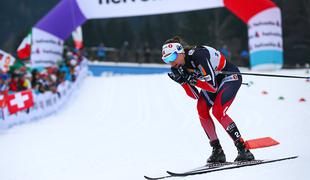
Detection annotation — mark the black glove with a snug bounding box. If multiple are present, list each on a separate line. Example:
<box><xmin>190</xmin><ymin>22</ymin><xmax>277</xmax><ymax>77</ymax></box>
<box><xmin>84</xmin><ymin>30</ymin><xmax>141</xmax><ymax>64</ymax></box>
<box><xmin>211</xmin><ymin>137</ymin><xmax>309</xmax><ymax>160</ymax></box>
<box><xmin>192</xmin><ymin>69</ymin><xmax>204</xmax><ymax>79</ymax></box>
<box><xmin>168</xmin><ymin>66</ymin><xmax>197</xmax><ymax>85</ymax></box>
<box><xmin>168</xmin><ymin>68</ymin><xmax>187</xmax><ymax>85</ymax></box>
<box><xmin>186</xmin><ymin>74</ymin><xmax>197</xmax><ymax>86</ymax></box>
<box><xmin>178</xmin><ymin>66</ymin><xmax>197</xmax><ymax>86</ymax></box>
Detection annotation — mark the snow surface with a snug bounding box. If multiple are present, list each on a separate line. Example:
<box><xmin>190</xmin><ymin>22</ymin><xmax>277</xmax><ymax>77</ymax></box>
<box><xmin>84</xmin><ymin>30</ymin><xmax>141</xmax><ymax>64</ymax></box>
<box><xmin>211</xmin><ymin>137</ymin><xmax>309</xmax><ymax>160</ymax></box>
<box><xmin>0</xmin><ymin>69</ymin><xmax>309</xmax><ymax>180</ymax></box>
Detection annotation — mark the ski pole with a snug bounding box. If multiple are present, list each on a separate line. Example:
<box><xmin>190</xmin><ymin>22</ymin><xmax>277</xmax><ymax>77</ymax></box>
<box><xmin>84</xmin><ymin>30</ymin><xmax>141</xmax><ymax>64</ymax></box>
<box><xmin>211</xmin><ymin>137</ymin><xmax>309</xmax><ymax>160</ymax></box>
<box><xmin>219</xmin><ymin>71</ymin><xmax>310</xmax><ymax>79</ymax></box>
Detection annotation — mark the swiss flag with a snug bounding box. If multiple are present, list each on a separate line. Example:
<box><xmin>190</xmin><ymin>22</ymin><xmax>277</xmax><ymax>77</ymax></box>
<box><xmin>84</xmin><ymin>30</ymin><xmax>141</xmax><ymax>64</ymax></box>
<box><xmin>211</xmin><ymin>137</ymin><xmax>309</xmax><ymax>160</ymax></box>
<box><xmin>6</xmin><ymin>90</ymin><xmax>34</xmax><ymax>114</ymax></box>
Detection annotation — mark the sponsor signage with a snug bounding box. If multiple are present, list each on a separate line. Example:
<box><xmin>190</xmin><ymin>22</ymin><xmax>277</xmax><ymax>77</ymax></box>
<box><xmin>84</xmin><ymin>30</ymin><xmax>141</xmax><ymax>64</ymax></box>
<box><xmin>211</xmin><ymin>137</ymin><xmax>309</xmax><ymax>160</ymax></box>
<box><xmin>77</xmin><ymin>0</ymin><xmax>224</xmax><ymax>19</ymax></box>
<box><xmin>31</xmin><ymin>28</ymin><xmax>64</xmax><ymax>67</ymax></box>
<box><xmin>248</xmin><ymin>7</ymin><xmax>283</xmax><ymax>53</ymax></box>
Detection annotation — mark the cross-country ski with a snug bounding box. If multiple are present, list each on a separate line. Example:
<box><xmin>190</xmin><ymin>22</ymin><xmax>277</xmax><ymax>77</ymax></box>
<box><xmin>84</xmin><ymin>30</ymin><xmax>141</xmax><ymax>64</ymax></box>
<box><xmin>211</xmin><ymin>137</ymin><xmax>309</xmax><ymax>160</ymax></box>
<box><xmin>145</xmin><ymin>156</ymin><xmax>298</xmax><ymax>179</ymax></box>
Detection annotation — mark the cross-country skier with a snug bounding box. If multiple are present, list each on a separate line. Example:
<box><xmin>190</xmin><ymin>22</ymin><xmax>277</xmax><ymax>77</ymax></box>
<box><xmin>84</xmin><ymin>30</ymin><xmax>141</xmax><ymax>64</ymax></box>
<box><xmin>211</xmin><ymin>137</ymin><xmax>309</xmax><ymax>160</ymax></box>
<box><xmin>162</xmin><ymin>36</ymin><xmax>255</xmax><ymax>163</ymax></box>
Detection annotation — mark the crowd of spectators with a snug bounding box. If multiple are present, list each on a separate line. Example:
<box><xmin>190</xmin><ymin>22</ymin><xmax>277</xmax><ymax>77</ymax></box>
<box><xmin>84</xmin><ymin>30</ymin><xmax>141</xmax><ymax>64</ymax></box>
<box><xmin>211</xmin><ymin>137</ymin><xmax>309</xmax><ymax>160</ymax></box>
<box><xmin>0</xmin><ymin>47</ymin><xmax>83</xmax><ymax>96</ymax></box>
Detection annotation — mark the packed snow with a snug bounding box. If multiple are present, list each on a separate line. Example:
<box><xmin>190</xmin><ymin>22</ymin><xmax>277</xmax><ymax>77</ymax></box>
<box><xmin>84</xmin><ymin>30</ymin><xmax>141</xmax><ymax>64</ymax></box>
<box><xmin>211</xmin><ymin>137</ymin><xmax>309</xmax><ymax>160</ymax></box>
<box><xmin>0</xmin><ymin>69</ymin><xmax>309</xmax><ymax>180</ymax></box>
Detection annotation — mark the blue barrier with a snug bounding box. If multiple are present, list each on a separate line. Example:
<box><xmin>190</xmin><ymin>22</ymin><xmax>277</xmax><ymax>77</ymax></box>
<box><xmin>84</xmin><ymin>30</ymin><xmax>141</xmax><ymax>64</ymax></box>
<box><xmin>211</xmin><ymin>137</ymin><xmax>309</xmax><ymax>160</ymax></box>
<box><xmin>88</xmin><ymin>63</ymin><xmax>170</xmax><ymax>76</ymax></box>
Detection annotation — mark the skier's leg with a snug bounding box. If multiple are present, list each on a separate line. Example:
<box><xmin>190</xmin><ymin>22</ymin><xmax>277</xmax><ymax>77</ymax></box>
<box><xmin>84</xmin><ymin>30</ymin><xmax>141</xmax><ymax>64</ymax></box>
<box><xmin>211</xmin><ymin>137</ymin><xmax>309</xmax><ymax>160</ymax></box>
<box><xmin>212</xmin><ymin>78</ymin><xmax>254</xmax><ymax>161</ymax></box>
<box><xmin>197</xmin><ymin>93</ymin><xmax>226</xmax><ymax>163</ymax></box>
<box><xmin>197</xmin><ymin>93</ymin><xmax>217</xmax><ymax>141</ymax></box>
<box><xmin>211</xmin><ymin>77</ymin><xmax>243</xmax><ymax>141</ymax></box>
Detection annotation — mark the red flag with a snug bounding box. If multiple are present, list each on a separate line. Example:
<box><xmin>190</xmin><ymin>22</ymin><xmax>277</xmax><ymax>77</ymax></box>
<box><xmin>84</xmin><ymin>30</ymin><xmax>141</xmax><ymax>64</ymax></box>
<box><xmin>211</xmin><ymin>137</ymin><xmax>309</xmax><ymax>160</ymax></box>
<box><xmin>6</xmin><ymin>90</ymin><xmax>34</xmax><ymax>114</ymax></box>
<box><xmin>72</xmin><ymin>26</ymin><xmax>83</xmax><ymax>49</ymax></box>
<box><xmin>17</xmin><ymin>33</ymin><xmax>31</xmax><ymax>59</ymax></box>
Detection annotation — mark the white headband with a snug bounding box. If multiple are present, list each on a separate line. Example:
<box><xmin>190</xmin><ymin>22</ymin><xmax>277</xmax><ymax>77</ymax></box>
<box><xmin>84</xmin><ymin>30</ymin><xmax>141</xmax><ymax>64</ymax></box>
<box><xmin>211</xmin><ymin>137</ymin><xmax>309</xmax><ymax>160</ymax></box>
<box><xmin>162</xmin><ymin>43</ymin><xmax>184</xmax><ymax>59</ymax></box>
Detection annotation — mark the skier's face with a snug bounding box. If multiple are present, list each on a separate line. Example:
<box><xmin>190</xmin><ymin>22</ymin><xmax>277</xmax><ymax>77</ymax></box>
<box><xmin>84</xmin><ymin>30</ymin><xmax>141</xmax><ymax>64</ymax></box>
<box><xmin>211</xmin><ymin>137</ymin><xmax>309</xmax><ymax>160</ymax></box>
<box><xmin>170</xmin><ymin>53</ymin><xmax>185</xmax><ymax>68</ymax></box>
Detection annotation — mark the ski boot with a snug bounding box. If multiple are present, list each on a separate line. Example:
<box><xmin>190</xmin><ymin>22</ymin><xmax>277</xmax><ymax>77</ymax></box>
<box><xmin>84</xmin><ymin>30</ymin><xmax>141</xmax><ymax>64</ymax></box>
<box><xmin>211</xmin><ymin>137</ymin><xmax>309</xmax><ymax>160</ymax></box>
<box><xmin>234</xmin><ymin>138</ymin><xmax>255</xmax><ymax>162</ymax></box>
<box><xmin>207</xmin><ymin>139</ymin><xmax>226</xmax><ymax>163</ymax></box>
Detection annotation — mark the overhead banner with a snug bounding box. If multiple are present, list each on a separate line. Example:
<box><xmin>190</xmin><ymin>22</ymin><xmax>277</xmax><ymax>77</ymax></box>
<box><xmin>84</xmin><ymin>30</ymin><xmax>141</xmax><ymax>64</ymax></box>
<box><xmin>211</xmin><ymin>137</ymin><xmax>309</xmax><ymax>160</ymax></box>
<box><xmin>35</xmin><ymin>0</ymin><xmax>224</xmax><ymax>40</ymax></box>
<box><xmin>76</xmin><ymin>0</ymin><xmax>224</xmax><ymax>19</ymax></box>
<box><xmin>31</xmin><ymin>27</ymin><xmax>64</xmax><ymax>68</ymax></box>
<box><xmin>34</xmin><ymin>0</ymin><xmax>283</xmax><ymax>70</ymax></box>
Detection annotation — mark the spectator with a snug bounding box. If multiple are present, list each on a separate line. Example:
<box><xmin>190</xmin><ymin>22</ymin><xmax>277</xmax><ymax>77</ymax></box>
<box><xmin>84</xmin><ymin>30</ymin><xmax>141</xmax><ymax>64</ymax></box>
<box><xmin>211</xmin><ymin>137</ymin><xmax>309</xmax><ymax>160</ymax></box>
<box><xmin>69</xmin><ymin>58</ymin><xmax>78</xmax><ymax>81</ymax></box>
<box><xmin>48</xmin><ymin>67</ymin><xmax>58</xmax><ymax>86</ymax></box>
<box><xmin>8</xmin><ymin>73</ymin><xmax>20</xmax><ymax>92</ymax></box>
<box><xmin>49</xmin><ymin>83</ymin><xmax>59</xmax><ymax>95</ymax></box>
<box><xmin>220</xmin><ymin>44</ymin><xmax>231</xmax><ymax>60</ymax></box>
<box><xmin>97</xmin><ymin>43</ymin><xmax>106</xmax><ymax>61</ymax></box>
<box><xmin>57</xmin><ymin>71</ymin><xmax>66</xmax><ymax>85</ymax></box>
<box><xmin>65</xmin><ymin>51</ymin><xmax>74</xmax><ymax>62</ymax></box>
<box><xmin>37</xmin><ymin>72</ymin><xmax>50</xmax><ymax>94</ymax></box>
<box><xmin>133</xmin><ymin>44</ymin><xmax>142</xmax><ymax>63</ymax></box>
<box><xmin>0</xmin><ymin>73</ymin><xmax>9</xmax><ymax>92</ymax></box>
<box><xmin>59</xmin><ymin>62</ymin><xmax>71</xmax><ymax>81</ymax></box>
<box><xmin>37</xmin><ymin>81</ymin><xmax>46</xmax><ymax>93</ymax></box>
<box><xmin>240</xmin><ymin>50</ymin><xmax>250</xmax><ymax>68</ymax></box>
<box><xmin>143</xmin><ymin>42</ymin><xmax>151</xmax><ymax>63</ymax></box>
<box><xmin>31</xmin><ymin>69</ymin><xmax>40</xmax><ymax>92</ymax></box>
<box><xmin>19</xmin><ymin>73</ymin><xmax>31</xmax><ymax>90</ymax></box>
<box><xmin>120</xmin><ymin>41</ymin><xmax>129</xmax><ymax>62</ymax></box>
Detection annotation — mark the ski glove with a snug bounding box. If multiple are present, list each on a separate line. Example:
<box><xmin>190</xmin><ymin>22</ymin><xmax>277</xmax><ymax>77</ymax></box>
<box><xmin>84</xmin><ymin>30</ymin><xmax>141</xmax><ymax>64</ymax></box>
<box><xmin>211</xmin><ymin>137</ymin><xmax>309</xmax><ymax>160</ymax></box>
<box><xmin>177</xmin><ymin>66</ymin><xmax>197</xmax><ymax>86</ymax></box>
<box><xmin>168</xmin><ymin>66</ymin><xmax>197</xmax><ymax>86</ymax></box>
<box><xmin>168</xmin><ymin>70</ymin><xmax>187</xmax><ymax>85</ymax></box>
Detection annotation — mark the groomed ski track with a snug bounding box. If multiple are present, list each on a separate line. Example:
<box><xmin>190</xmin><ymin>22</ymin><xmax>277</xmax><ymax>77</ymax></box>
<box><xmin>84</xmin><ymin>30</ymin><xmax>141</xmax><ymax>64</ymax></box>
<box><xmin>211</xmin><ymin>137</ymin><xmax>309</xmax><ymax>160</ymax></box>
<box><xmin>0</xmin><ymin>69</ymin><xmax>309</xmax><ymax>180</ymax></box>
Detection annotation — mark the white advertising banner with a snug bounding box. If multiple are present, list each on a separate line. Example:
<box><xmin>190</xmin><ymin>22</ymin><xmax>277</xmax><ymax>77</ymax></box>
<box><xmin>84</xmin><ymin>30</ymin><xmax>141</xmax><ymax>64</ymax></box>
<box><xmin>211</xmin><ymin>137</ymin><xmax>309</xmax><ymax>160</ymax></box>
<box><xmin>0</xmin><ymin>49</ymin><xmax>15</xmax><ymax>73</ymax></box>
<box><xmin>247</xmin><ymin>7</ymin><xmax>283</xmax><ymax>69</ymax></box>
<box><xmin>31</xmin><ymin>27</ymin><xmax>64</xmax><ymax>68</ymax></box>
<box><xmin>248</xmin><ymin>7</ymin><xmax>283</xmax><ymax>53</ymax></box>
<box><xmin>76</xmin><ymin>0</ymin><xmax>224</xmax><ymax>19</ymax></box>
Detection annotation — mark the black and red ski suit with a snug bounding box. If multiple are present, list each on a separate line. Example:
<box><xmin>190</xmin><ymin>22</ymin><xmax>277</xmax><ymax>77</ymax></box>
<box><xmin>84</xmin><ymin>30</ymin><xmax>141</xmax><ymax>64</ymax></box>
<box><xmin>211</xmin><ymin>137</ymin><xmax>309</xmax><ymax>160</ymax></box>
<box><xmin>181</xmin><ymin>45</ymin><xmax>243</xmax><ymax>142</ymax></box>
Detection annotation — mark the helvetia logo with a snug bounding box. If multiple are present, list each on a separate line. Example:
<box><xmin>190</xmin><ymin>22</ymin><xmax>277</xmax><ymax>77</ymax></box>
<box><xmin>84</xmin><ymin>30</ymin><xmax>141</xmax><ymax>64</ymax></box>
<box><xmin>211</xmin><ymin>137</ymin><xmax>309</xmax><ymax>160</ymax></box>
<box><xmin>99</xmin><ymin>0</ymin><xmax>158</xmax><ymax>5</ymax></box>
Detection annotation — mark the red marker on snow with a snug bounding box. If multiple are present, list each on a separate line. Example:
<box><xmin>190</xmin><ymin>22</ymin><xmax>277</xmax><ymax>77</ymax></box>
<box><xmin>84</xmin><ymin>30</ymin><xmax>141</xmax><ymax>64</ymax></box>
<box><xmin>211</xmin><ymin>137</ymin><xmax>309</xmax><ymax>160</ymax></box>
<box><xmin>245</xmin><ymin>137</ymin><xmax>280</xmax><ymax>149</ymax></box>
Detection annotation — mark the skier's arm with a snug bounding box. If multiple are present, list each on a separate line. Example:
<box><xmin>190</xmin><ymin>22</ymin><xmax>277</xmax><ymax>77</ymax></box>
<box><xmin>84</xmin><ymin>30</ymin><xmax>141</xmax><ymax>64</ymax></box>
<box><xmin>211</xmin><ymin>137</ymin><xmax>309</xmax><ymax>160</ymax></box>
<box><xmin>168</xmin><ymin>67</ymin><xmax>199</xmax><ymax>99</ymax></box>
<box><xmin>181</xmin><ymin>84</ymin><xmax>199</xmax><ymax>99</ymax></box>
<box><xmin>195</xmin><ymin>80</ymin><xmax>217</xmax><ymax>93</ymax></box>
<box><xmin>191</xmin><ymin>49</ymin><xmax>218</xmax><ymax>93</ymax></box>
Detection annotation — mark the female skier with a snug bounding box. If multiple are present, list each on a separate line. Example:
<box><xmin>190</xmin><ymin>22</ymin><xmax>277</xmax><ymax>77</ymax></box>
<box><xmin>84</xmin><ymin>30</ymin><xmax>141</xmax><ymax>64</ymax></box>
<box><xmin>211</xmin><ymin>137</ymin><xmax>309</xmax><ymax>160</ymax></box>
<box><xmin>162</xmin><ymin>36</ymin><xmax>254</xmax><ymax>163</ymax></box>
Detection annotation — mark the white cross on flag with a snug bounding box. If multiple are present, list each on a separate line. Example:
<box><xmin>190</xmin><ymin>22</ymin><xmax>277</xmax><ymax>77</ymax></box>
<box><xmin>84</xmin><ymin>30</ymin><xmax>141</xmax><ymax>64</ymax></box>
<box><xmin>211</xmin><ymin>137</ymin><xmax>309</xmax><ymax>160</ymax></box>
<box><xmin>6</xmin><ymin>90</ymin><xmax>34</xmax><ymax>114</ymax></box>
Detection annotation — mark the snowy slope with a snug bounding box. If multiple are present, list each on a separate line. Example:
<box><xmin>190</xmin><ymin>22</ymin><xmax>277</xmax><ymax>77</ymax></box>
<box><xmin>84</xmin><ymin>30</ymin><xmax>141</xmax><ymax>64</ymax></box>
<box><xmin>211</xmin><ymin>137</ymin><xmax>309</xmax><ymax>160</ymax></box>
<box><xmin>0</xmin><ymin>69</ymin><xmax>309</xmax><ymax>180</ymax></box>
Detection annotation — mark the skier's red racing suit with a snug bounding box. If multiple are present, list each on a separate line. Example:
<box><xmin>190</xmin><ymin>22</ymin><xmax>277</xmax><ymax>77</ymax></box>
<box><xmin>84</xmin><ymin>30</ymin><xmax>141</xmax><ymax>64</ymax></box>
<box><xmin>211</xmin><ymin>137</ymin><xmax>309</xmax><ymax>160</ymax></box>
<box><xmin>180</xmin><ymin>45</ymin><xmax>242</xmax><ymax>141</ymax></box>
